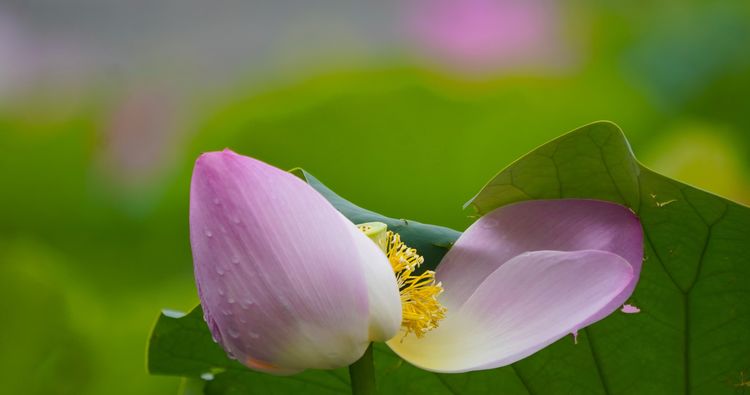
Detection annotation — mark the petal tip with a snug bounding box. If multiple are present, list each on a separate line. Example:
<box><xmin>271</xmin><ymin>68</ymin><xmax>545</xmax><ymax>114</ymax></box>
<box><xmin>621</xmin><ymin>303</ymin><xmax>641</xmax><ymax>314</ymax></box>
<box><xmin>194</xmin><ymin>150</ymin><xmax>227</xmax><ymax>169</ymax></box>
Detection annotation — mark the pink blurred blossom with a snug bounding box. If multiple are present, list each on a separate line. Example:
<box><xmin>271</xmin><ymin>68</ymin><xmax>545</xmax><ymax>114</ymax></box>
<box><xmin>0</xmin><ymin>8</ymin><xmax>39</xmax><ymax>98</ymax></box>
<box><xmin>405</xmin><ymin>0</ymin><xmax>573</xmax><ymax>75</ymax></box>
<box><xmin>0</xmin><ymin>6</ymin><xmax>92</xmax><ymax>106</ymax></box>
<box><xmin>99</xmin><ymin>89</ymin><xmax>184</xmax><ymax>189</ymax></box>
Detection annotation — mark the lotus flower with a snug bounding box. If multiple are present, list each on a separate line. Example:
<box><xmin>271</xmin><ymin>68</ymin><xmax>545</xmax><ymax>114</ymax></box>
<box><xmin>190</xmin><ymin>150</ymin><xmax>642</xmax><ymax>374</ymax></box>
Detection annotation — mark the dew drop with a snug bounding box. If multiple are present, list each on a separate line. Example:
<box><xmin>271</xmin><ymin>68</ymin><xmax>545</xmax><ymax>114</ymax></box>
<box><xmin>212</xmin><ymin>198</ymin><xmax>221</xmax><ymax>205</ymax></box>
<box><xmin>227</xmin><ymin>298</ymin><xmax>235</xmax><ymax>304</ymax></box>
<box><xmin>227</xmin><ymin>327</ymin><xmax>240</xmax><ymax>338</ymax></box>
<box><xmin>218</xmin><ymin>288</ymin><xmax>225</xmax><ymax>296</ymax></box>
<box><xmin>201</xmin><ymin>372</ymin><xmax>215</xmax><ymax>381</ymax></box>
<box><xmin>278</xmin><ymin>295</ymin><xmax>292</xmax><ymax>308</ymax></box>
<box><xmin>204</xmin><ymin>229</ymin><xmax>213</xmax><ymax>237</ymax></box>
<box><xmin>231</xmin><ymin>256</ymin><xmax>240</xmax><ymax>264</ymax></box>
<box><xmin>162</xmin><ymin>309</ymin><xmax>186</xmax><ymax>318</ymax></box>
<box><xmin>231</xmin><ymin>217</ymin><xmax>241</xmax><ymax>224</ymax></box>
<box><xmin>480</xmin><ymin>218</ymin><xmax>499</xmax><ymax>229</ymax></box>
<box><xmin>216</xmin><ymin>267</ymin><xmax>225</xmax><ymax>275</ymax></box>
<box><xmin>249</xmin><ymin>332</ymin><xmax>260</xmax><ymax>339</ymax></box>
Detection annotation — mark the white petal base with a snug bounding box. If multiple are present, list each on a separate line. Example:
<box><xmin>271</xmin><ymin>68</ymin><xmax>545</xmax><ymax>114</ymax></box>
<box><xmin>388</xmin><ymin>250</ymin><xmax>633</xmax><ymax>373</ymax></box>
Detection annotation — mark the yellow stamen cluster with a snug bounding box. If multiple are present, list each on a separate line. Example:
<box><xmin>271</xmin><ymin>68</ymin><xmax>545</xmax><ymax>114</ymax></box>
<box><xmin>384</xmin><ymin>231</ymin><xmax>447</xmax><ymax>339</ymax></box>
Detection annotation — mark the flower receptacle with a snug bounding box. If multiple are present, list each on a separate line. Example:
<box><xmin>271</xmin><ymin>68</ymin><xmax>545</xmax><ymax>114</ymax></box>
<box><xmin>357</xmin><ymin>222</ymin><xmax>388</xmax><ymax>253</ymax></box>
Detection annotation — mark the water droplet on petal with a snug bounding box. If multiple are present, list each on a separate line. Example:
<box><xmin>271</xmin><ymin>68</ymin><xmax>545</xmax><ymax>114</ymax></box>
<box><xmin>227</xmin><ymin>298</ymin><xmax>235</xmax><ymax>304</ymax></box>
<box><xmin>231</xmin><ymin>256</ymin><xmax>240</xmax><ymax>264</ymax></box>
<box><xmin>212</xmin><ymin>198</ymin><xmax>221</xmax><ymax>205</ymax></box>
<box><xmin>480</xmin><ymin>218</ymin><xmax>499</xmax><ymax>229</ymax></box>
<box><xmin>231</xmin><ymin>217</ymin><xmax>241</xmax><ymax>224</ymax></box>
<box><xmin>204</xmin><ymin>229</ymin><xmax>213</xmax><ymax>237</ymax></box>
<box><xmin>216</xmin><ymin>267</ymin><xmax>225</xmax><ymax>275</ymax></box>
<box><xmin>228</xmin><ymin>327</ymin><xmax>240</xmax><ymax>338</ymax></box>
<box><xmin>278</xmin><ymin>295</ymin><xmax>292</xmax><ymax>308</ymax></box>
<box><xmin>240</xmin><ymin>299</ymin><xmax>254</xmax><ymax>310</ymax></box>
<box><xmin>249</xmin><ymin>332</ymin><xmax>260</xmax><ymax>339</ymax></box>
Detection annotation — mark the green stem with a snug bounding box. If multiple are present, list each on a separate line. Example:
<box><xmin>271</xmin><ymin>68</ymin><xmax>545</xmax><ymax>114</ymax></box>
<box><xmin>348</xmin><ymin>343</ymin><xmax>377</xmax><ymax>395</ymax></box>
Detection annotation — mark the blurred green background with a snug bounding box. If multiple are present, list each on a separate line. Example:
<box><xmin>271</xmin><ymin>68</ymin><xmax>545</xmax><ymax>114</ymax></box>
<box><xmin>1</xmin><ymin>1</ymin><xmax>749</xmax><ymax>394</ymax></box>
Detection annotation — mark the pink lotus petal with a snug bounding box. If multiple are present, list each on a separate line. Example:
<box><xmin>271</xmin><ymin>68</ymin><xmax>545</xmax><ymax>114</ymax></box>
<box><xmin>190</xmin><ymin>150</ymin><xmax>400</xmax><ymax>373</ymax></box>
<box><xmin>437</xmin><ymin>199</ymin><xmax>643</xmax><ymax>326</ymax></box>
<box><xmin>621</xmin><ymin>304</ymin><xmax>641</xmax><ymax>314</ymax></box>
<box><xmin>388</xmin><ymin>250</ymin><xmax>633</xmax><ymax>372</ymax></box>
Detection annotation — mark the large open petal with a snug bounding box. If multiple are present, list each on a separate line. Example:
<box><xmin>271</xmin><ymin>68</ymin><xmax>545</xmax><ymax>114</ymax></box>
<box><xmin>190</xmin><ymin>150</ymin><xmax>400</xmax><ymax>373</ymax></box>
<box><xmin>388</xmin><ymin>250</ymin><xmax>633</xmax><ymax>373</ymax></box>
<box><xmin>437</xmin><ymin>199</ymin><xmax>642</xmax><ymax>321</ymax></box>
